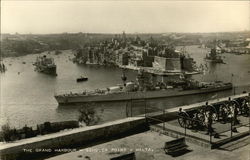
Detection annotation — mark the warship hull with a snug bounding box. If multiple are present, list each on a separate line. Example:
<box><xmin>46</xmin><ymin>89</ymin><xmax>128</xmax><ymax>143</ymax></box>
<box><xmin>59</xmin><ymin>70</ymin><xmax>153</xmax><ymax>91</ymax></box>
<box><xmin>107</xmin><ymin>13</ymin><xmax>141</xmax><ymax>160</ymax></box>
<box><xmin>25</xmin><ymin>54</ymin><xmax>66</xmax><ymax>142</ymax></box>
<box><xmin>54</xmin><ymin>83</ymin><xmax>233</xmax><ymax>105</ymax></box>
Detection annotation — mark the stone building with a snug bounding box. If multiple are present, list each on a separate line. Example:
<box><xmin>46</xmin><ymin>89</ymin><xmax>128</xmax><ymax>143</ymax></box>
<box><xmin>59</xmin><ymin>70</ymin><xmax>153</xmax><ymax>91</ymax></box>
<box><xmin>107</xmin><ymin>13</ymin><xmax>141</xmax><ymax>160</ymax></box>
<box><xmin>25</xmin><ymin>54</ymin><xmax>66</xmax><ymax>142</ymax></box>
<box><xmin>116</xmin><ymin>51</ymin><xmax>129</xmax><ymax>66</ymax></box>
<box><xmin>152</xmin><ymin>56</ymin><xmax>181</xmax><ymax>72</ymax></box>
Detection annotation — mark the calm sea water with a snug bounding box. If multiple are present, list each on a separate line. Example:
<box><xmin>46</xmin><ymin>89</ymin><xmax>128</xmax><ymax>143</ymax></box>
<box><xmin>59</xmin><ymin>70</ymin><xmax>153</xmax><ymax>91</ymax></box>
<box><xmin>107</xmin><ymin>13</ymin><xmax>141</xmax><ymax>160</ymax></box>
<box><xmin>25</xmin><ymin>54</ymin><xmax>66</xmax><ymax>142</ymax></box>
<box><xmin>1</xmin><ymin>45</ymin><xmax>250</xmax><ymax>129</ymax></box>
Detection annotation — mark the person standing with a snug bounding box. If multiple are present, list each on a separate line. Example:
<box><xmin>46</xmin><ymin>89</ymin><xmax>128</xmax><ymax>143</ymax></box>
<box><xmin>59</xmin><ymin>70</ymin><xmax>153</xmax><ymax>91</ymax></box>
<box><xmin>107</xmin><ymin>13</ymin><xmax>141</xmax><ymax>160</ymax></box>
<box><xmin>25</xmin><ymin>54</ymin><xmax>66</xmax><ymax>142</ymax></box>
<box><xmin>206</xmin><ymin>111</ymin><xmax>214</xmax><ymax>135</ymax></box>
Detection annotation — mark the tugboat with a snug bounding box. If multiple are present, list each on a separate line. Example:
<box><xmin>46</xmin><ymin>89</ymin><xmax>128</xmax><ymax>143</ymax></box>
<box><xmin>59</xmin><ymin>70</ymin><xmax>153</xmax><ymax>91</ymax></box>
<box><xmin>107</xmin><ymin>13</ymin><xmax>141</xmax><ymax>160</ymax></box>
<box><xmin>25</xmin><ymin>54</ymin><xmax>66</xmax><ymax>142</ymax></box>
<box><xmin>205</xmin><ymin>48</ymin><xmax>224</xmax><ymax>63</ymax></box>
<box><xmin>76</xmin><ymin>76</ymin><xmax>88</xmax><ymax>82</ymax></box>
<box><xmin>33</xmin><ymin>55</ymin><xmax>57</xmax><ymax>75</ymax></box>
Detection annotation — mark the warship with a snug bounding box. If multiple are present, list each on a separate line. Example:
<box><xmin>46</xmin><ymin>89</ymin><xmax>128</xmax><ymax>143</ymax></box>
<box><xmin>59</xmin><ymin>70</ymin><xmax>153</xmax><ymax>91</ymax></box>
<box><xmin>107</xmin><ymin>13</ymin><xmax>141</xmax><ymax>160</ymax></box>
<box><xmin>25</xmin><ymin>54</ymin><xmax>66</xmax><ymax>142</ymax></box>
<box><xmin>54</xmin><ymin>70</ymin><xmax>233</xmax><ymax>104</ymax></box>
<box><xmin>205</xmin><ymin>48</ymin><xmax>224</xmax><ymax>63</ymax></box>
<box><xmin>33</xmin><ymin>55</ymin><xmax>57</xmax><ymax>75</ymax></box>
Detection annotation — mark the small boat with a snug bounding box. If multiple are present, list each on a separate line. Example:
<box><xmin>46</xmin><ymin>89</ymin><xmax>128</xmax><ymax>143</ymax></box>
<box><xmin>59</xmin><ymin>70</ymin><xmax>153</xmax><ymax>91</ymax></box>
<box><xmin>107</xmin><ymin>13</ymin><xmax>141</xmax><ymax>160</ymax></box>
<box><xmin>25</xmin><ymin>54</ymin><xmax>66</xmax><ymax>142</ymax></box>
<box><xmin>76</xmin><ymin>76</ymin><xmax>88</xmax><ymax>82</ymax></box>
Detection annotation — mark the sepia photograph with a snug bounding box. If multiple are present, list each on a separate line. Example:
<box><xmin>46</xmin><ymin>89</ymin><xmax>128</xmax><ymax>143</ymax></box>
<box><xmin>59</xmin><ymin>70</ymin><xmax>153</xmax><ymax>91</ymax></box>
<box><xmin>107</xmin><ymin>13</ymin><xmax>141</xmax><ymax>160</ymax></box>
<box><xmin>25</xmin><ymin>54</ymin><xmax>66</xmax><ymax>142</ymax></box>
<box><xmin>0</xmin><ymin>1</ymin><xmax>250</xmax><ymax>160</ymax></box>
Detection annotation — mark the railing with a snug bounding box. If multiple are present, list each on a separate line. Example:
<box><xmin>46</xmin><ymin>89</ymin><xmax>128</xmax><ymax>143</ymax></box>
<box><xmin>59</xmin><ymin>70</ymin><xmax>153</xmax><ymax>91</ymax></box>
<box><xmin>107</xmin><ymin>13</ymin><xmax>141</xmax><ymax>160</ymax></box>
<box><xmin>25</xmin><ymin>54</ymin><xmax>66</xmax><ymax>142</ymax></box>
<box><xmin>229</xmin><ymin>115</ymin><xmax>250</xmax><ymax>138</ymax></box>
<box><xmin>146</xmin><ymin>116</ymin><xmax>166</xmax><ymax>130</ymax></box>
<box><xmin>144</xmin><ymin>106</ymin><xmax>171</xmax><ymax>133</ymax></box>
<box><xmin>178</xmin><ymin>114</ymin><xmax>250</xmax><ymax>144</ymax></box>
<box><xmin>133</xmin><ymin>93</ymin><xmax>250</xmax><ymax>145</ymax></box>
<box><xmin>177</xmin><ymin>114</ymin><xmax>214</xmax><ymax>143</ymax></box>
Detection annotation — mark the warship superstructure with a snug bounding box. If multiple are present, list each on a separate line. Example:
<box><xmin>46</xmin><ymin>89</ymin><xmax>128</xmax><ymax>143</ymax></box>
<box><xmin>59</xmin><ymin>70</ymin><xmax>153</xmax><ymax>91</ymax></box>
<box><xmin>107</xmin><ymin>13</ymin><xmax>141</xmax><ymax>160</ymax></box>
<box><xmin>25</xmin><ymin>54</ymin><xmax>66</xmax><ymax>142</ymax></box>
<box><xmin>33</xmin><ymin>55</ymin><xmax>57</xmax><ymax>75</ymax></box>
<box><xmin>205</xmin><ymin>48</ymin><xmax>224</xmax><ymax>63</ymax></box>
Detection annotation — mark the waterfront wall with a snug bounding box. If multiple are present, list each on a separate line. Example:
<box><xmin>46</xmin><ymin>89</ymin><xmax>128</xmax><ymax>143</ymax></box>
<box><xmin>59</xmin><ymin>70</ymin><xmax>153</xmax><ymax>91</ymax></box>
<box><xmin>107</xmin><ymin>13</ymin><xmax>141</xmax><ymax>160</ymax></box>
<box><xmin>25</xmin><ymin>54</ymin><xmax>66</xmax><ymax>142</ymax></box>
<box><xmin>1</xmin><ymin>93</ymin><xmax>248</xmax><ymax>160</ymax></box>
<box><xmin>0</xmin><ymin>117</ymin><xmax>147</xmax><ymax>160</ymax></box>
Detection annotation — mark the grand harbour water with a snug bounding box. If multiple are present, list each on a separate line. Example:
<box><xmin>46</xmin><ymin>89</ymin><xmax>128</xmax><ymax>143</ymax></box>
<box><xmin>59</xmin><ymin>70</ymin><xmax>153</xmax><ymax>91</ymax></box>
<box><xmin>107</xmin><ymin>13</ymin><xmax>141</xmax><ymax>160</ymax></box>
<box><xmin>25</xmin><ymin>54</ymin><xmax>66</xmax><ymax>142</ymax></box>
<box><xmin>1</xmin><ymin>45</ymin><xmax>250</xmax><ymax>129</ymax></box>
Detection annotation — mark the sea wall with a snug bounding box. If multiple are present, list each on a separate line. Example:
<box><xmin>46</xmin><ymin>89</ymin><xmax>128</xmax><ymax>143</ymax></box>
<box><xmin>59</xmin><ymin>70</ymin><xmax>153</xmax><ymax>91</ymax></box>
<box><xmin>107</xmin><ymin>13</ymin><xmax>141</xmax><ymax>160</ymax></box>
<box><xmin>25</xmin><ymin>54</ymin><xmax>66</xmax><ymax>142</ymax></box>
<box><xmin>0</xmin><ymin>117</ymin><xmax>147</xmax><ymax>160</ymax></box>
<box><xmin>1</xmin><ymin>93</ymin><xmax>248</xmax><ymax>160</ymax></box>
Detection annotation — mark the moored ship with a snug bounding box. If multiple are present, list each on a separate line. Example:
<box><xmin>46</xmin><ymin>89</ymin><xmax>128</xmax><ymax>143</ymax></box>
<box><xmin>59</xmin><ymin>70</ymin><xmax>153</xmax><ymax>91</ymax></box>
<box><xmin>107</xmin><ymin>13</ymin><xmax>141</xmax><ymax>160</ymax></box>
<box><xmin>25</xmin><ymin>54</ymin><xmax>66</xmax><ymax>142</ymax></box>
<box><xmin>55</xmin><ymin>82</ymin><xmax>232</xmax><ymax>104</ymax></box>
<box><xmin>205</xmin><ymin>48</ymin><xmax>224</xmax><ymax>63</ymax></box>
<box><xmin>54</xmin><ymin>70</ymin><xmax>233</xmax><ymax>105</ymax></box>
<box><xmin>33</xmin><ymin>55</ymin><xmax>57</xmax><ymax>75</ymax></box>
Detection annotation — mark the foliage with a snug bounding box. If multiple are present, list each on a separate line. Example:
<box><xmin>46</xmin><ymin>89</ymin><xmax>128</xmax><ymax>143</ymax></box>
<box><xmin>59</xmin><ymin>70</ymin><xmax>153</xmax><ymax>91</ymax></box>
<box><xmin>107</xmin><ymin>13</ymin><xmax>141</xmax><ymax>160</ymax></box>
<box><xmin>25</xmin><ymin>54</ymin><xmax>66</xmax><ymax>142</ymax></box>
<box><xmin>1</xmin><ymin>33</ymin><xmax>114</xmax><ymax>57</ymax></box>
<box><xmin>78</xmin><ymin>103</ymin><xmax>101</xmax><ymax>126</ymax></box>
<box><xmin>0</xmin><ymin>123</ymin><xmax>19</xmax><ymax>142</ymax></box>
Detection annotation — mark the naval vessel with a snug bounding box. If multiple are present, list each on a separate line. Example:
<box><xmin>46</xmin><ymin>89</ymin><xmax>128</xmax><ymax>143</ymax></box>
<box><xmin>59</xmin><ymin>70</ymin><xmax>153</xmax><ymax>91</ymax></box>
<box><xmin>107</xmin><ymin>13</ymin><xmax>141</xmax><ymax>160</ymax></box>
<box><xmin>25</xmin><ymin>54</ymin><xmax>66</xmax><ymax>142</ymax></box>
<box><xmin>54</xmin><ymin>71</ymin><xmax>233</xmax><ymax>104</ymax></box>
<box><xmin>33</xmin><ymin>55</ymin><xmax>57</xmax><ymax>75</ymax></box>
<box><xmin>205</xmin><ymin>48</ymin><xmax>224</xmax><ymax>63</ymax></box>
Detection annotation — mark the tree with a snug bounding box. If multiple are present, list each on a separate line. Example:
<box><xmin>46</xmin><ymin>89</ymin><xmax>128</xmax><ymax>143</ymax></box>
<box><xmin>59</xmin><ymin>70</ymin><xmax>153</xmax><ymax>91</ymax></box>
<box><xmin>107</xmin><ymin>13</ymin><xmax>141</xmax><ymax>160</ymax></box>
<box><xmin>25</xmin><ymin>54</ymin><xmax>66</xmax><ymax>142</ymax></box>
<box><xmin>0</xmin><ymin>123</ymin><xmax>11</xmax><ymax>141</ymax></box>
<box><xmin>78</xmin><ymin>103</ymin><xmax>101</xmax><ymax>126</ymax></box>
<box><xmin>0</xmin><ymin>123</ymin><xmax>19</xmax><ymax>142</ymax></box>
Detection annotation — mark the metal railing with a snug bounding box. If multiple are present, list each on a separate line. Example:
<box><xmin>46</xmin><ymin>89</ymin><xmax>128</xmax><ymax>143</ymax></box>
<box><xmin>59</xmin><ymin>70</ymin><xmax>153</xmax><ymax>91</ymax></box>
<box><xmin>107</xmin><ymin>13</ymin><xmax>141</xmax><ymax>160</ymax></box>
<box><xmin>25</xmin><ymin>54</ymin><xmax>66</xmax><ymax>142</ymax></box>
<box><xmin>178</xmin><ymin>114</ymin><xmax>250</xmax><ymax>144</ymax></box>
<box><xmin>146</xmin><ymin>116</ymin><xmax>166</xmax><ymax>130</ymax></box>
<box><xmin>177</xmin><ymin>114</ymin><xmax>214</xmax><ymax>143</ymax></box>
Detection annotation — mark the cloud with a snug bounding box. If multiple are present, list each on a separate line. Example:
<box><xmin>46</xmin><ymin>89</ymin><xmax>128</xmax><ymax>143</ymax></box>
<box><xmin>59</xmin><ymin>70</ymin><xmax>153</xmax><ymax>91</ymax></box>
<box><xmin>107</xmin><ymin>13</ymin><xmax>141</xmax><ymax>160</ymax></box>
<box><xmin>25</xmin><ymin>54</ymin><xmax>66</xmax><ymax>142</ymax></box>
<box><xmin>1</xmin><ymin>1</ymin><xmax>249</xmax><ymax>34</ymax></box>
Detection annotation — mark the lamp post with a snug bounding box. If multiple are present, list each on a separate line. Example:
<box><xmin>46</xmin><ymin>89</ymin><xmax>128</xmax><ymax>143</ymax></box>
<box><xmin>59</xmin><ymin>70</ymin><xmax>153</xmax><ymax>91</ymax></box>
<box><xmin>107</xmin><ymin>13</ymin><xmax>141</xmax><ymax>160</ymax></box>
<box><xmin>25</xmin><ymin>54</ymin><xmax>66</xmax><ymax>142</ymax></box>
<box><xmin>121</xmin><ymin>69</ymin><xmax>127</xmax><ymax>86</ymax></box>
<box><xmin>231</xmin><ymin>74</ymin><xmax>235</xmax><ymax>95</ymax></box>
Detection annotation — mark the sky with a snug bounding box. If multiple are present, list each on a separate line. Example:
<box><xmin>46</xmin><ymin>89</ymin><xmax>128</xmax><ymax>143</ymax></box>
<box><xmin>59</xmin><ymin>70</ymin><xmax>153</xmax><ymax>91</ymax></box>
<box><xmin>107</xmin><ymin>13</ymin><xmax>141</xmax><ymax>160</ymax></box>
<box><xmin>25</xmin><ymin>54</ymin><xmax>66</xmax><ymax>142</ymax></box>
<box><xmin>1</xmin><ymin>1</ymin><xmax>250</xmax><ymax>34</ymax></box>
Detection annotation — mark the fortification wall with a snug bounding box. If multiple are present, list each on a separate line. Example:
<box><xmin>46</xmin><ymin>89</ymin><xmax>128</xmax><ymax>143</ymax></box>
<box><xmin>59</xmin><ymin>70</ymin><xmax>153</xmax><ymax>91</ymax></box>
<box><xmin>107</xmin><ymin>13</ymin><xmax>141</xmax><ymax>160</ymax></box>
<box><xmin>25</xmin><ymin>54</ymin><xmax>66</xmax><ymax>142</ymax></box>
<box><xmin>0</xmin><ymin>117</ymin><xmax>147</xmax><ymax>160</ymax></box>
